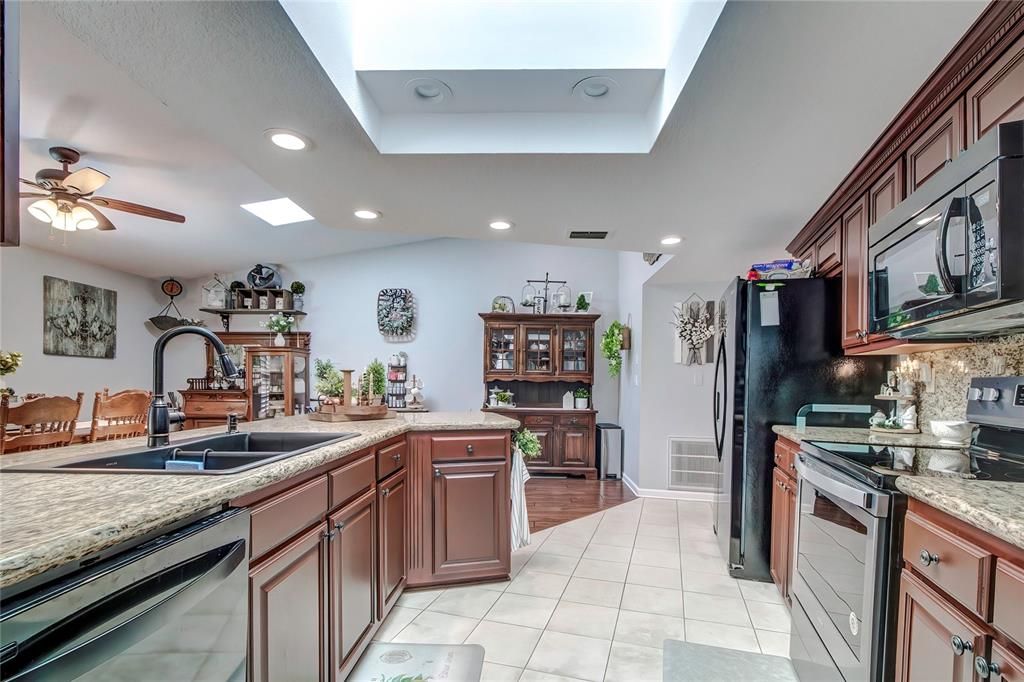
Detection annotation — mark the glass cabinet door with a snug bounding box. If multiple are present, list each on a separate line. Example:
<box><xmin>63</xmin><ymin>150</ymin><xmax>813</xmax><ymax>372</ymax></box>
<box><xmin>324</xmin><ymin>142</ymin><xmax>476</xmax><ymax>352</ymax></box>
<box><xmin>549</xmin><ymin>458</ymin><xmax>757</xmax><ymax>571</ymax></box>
<box><xmin>523</xmin><ymin>327</ymin><xmax>555</xmax><ymax>374</ymax></box>
<box><xmin>487</xmin><ymin>325</ymin><xmax>518</xmax><ymax>374</ymax></box>
<box><xmin>248</xmin><ymin>351</ymin><xmax>286</xmax><ymax>420</ymax></box>
<box><xmin>559</xmin><ymin>326</ymin><xmax>591</xmax><ymax>375</ymax></box>
<box><xmin>292</xmin><ymin>353</ymin><xmax>308</xmax><ymax>414</ymax></box>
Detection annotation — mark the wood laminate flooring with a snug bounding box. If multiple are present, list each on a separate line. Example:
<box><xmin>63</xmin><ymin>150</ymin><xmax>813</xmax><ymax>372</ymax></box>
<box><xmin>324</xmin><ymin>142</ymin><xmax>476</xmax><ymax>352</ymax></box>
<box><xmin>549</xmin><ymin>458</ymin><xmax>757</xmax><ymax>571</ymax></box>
<box><xmin>525</xmin><ymin>477</ymin><xmax>637</xmax><ymax>532</ymax></box>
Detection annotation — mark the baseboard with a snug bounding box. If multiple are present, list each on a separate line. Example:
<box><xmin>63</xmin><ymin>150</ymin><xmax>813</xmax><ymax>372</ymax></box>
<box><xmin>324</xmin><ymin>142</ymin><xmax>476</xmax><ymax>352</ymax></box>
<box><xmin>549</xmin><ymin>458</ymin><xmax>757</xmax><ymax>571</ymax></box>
<box><xmin>622</xmin><ymin>474</ymin><xmax>715</xmax><ymax>502</ymax></box>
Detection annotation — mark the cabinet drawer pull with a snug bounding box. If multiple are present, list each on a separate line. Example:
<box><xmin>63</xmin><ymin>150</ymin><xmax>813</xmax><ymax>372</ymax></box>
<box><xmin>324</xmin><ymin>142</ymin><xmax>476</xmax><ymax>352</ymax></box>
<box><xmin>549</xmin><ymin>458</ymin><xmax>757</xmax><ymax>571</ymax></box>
<box><xmin>392</xmin><ymin>453</ymin><xmax>402</xmax><ymax>463</ymax></box>
<box><xmin>919</xmin><ymin>549</ymin><xmax>940</xmax><ymax>567</ymax></box>
<box><xmin>950</xmin><ymin>635</ymin><xmax>972</xmax><ymax>656</ymax></box>
<box><xmin>466</xmin><ymin>444</ymin><xmax>474</xmax><ymax>454</ymax></box>
<box><xmin>975</xmin><ymin>656</ymin><xmax>998</xmax><ymax>679</ymax></box>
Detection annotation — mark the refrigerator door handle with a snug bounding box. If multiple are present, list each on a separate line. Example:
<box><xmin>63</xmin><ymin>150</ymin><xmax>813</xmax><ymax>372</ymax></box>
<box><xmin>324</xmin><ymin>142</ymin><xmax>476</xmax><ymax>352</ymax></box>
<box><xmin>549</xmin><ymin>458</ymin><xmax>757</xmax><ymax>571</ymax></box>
<box><xmin>712</xmin><ymin>336</ymin><xmax>727</xmax><ymax>460</ymax></box>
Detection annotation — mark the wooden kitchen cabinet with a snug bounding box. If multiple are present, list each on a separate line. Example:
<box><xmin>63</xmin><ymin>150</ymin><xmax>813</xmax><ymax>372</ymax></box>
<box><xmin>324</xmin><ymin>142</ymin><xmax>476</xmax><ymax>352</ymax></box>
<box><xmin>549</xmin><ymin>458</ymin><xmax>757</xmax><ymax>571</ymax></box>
<box><xmin>987</xmin><ymin>643</ymin><xmax>1024</xmax><ymax>682</ymax></box>
<box><xmin>906</xmin><ymin>101</ymin><xmax>964</xmax><ymax>194</ymax></box>
<box><xmin>327</xmin><ymin>488</ymin><xmax>376</xmax><ymax>679</ymax></box>
<box><xmin>814</xmin><ymin>219</ymin><xmax>842</xmax><ymax>277</ymax></box>
<box><xmin>896</xmin><ymin>569</ymin><xmax>986</xmax><ymax>682</ymax></box>
<box><xmin>249</xmin><ymin>524</ymin><xmax>327</xmax><ymax>682</ymax></box>
<box><xmin>378</xmin><ymin>468</ymin><xmax>407</xmax><ymax>617</ymax></box>
<box><xmin>841</xmin><ymin>195</ymin><xmax>870</xmax><ymax>348</ymax></box>
<box><xmin>967</xmin><ymin>37</ymin><xmax>1024</xmax><ymax>143</ymax></box>
<box><xmin>558</xmin><ymin>424</ymin><xmax>590</xmax><ymax>467</ymax></box>
<box><xmin>770</xmin><ymin>437</ymin><xmax>799</xmax><ymax>602</ymax></box>
<box><xmin>527</xmin><ymin>424</ymin><xmax>556</xmax><ymax>467</ymax></box>
<box><xmin>432</xmin><ymin>459</ymin><xmax>510</xmax><ymax>580</ymax></box>
<box><xmin>480</xmin><ymin>313</ymin><xmax>600</xmax><ymax>383</ymax></box>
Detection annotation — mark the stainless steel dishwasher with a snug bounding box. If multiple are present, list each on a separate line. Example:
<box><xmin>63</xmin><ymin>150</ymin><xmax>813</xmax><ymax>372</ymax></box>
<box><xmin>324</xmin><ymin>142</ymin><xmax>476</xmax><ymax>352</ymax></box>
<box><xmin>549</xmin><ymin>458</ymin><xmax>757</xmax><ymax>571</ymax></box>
<box><xmin>0</xmin><ymin>508</ymin><xmax>249</xmax><ymax>681</ymax></box>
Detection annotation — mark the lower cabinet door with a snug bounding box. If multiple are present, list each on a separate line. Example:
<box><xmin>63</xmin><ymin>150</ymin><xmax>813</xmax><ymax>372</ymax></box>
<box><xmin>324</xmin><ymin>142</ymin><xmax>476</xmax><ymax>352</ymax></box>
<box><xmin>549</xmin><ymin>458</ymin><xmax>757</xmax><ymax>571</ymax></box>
<box><xmin>528</xmin><ymin>427</ymin><xmax>556</xmax><ymax>467</ymax></box>
<box><xmin>558</xmin><ymin>427</ymin><xmax>589</xmax><ymax>467</ymax></box>
<box><xmin>987</xmin><ymin>642</ymin><xmax>1024</xmax><ymax>682</ymax></box>
<box><xmin>769</xmin><ymin>467</ymin><xmax>789</xmax><ymax>597</ymax></box>
<box><xmin>328</xmin><ymin>488</ymin><xmax>377</xmax><ymax>679</ymax></box>
<box><xmin>249</xmin><ymin>524</ymin><xmax>327</xmax><ymax>682</ymax></box>
<box><xmin>432</xmin><ymin>460</ymin><xmax>510</xmax><ymax>579</ymax></box>
<box><xmin>378</xmin><ymin>468</ymin><xmax>407</xmax><ymax>618</ymax></box>
<box><xmin>896</xmin><ymin>569</ymin><xmax>988</xmax><ymax>682</ymax></box>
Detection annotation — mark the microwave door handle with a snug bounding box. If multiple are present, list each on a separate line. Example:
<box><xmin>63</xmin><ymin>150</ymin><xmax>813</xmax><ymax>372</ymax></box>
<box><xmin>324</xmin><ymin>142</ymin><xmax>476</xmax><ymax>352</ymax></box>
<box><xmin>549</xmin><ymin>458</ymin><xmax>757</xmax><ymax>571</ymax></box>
<box><xmin>936</xmin><ymin>196</ymin><xmax>966</xmax><ymax>295</ymax></box>
<box><xmin>4</xmin><ymin>539</ymin><xmax>244</xmax><ymax>681</ymax></box>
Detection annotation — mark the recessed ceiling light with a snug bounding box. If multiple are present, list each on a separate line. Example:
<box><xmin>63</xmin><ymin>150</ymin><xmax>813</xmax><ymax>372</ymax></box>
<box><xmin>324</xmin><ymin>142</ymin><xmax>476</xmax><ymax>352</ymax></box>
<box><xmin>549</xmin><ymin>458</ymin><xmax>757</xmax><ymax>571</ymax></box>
<box><xmin>660</xmin><ymin>235</ymin><xmax>682</xmax><ymax>246</ymax></box>
<box><xmin>241</xmin><ymin>198</ymin><xmax>314</xmax><ymax>226</ymax></box>
<box><xmin>354</xmin><ymin>209</ymin><xmax>381</xmax><ymax>220</ymax></box>
<box><xmin>489</xmin><ymin>220</ymin><xmax>513</xmax><ymax>231</ymax></box>
<box><xmin>572</xmin><ymin>76</ymin><xmax>617</xmax><ymax>100</ymax></box>
<box><xmin>405</xmin><ymin>78</ymin><xmax>453</xmax><ymax>104</ymax></box>
<box><xmin>264</xmin><ymin>128</ymin><xmax>309</xmax><ymax>151</ymax></box>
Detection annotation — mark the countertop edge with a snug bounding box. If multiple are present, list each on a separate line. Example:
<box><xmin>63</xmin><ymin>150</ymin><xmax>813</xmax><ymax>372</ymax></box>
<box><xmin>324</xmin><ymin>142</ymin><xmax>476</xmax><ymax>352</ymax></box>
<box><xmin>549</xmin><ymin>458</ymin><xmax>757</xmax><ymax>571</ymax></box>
<box><xmin>895</xmin><ymin>477</ymin><xmax>1024</xmax><ymax>551</ymax></box>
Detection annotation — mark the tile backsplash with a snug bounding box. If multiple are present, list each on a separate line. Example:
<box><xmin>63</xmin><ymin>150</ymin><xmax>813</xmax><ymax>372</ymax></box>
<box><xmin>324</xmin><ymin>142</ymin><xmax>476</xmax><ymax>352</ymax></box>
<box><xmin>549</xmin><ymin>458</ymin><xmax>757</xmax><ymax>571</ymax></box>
<box><xmin>913</xmin><ymin>335</ymin><xmax>1024</xmax><ymax>426</ymax></box>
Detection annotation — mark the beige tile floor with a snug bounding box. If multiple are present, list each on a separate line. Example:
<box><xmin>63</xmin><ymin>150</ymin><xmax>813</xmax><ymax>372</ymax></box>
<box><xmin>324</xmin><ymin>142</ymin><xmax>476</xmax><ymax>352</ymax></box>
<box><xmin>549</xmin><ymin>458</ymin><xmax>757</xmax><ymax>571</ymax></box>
<box><xmin>370</xmin><ymin>497</ymin><xmax>791</xmax><ymax>682</ymax></box>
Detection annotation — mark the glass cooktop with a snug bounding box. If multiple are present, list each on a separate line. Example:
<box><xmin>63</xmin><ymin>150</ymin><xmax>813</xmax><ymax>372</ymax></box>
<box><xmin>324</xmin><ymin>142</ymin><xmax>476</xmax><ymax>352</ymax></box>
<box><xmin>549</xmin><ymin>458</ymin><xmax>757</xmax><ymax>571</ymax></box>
<box><xmin>802</xmin><ymin>440</ymin><xmax>1024</xmax><ymax>489</ymax></box>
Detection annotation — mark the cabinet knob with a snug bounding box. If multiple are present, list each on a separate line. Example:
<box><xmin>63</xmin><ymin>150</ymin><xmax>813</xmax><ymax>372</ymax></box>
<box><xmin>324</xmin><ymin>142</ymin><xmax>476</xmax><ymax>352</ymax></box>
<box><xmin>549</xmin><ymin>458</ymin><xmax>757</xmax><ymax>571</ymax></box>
<box><xmin>975</xmin><ymin>656</ymin><xmax>999</xmax><ymax>679</ymax></box>
<box><xmin>322</xmin><ymin>528</ymin><xmax>337</xmax><ymax>542</ymax></box>
<box><xmin>392</xmin><ymin>453</ymin><xmax>402</xmax><ymax>463</ymax></box>
<box><xmin>950</xmin><ymin>635</ymin><xmax>973</xmax><ymax>656</ymax></box>
<box><xmin>434</xmin><ymin>468</ymin><xmax>441</xmax><ymax>478</ymax></box>
<box><xmin>570</xmin><ymin>418</ymin><xmax>579</xmax><ymax>424</ymax></box>
<box><xmin>919</xmin><ymin>549</ymin><xmax>940</xmax><ymax>567</ymax></box>
<box><xmin>382</xmin><ymin>487</ymin><xmax>390</xmax><ymax>497</ymax></box>
<box><xmin>466</xmin><ymin>444</ymin><xmax>474</xmax><ymax>454</ymax></box>
<box><xmin>334</xmin><ymin>521</ymin><xmax>345</xmax><ymax>531</ymax></box>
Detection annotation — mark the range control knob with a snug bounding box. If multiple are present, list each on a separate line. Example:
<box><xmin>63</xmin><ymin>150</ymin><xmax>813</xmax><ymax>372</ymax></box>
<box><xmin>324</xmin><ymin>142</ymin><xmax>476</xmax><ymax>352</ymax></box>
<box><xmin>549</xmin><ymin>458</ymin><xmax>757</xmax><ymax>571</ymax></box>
<box><xmin>981</xmin><ymin>387</ymin><xmax>1002</xmax><ymax>402</ymax></box>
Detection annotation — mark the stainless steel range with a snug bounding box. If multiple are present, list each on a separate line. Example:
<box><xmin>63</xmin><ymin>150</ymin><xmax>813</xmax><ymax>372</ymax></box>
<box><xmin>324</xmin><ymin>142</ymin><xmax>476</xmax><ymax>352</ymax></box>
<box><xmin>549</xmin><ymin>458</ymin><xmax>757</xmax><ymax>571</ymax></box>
<box><xmin>789</xmin><ymin>376</ymin><xmax>1024</xmax><ymax>682</ymax></box>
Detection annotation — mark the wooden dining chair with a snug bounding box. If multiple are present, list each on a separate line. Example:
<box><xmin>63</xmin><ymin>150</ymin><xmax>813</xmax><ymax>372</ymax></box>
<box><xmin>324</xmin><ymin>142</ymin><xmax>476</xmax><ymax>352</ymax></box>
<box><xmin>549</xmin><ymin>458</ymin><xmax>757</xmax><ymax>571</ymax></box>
<box><xmin>0</xmin><ymin>393</ymin><xmax>84</xmax><ymax>455</ymax></box>
<box><xmin>88</xmin><ymin>388</ymin><xmax>152</xmax><ymax>443</ymax></box>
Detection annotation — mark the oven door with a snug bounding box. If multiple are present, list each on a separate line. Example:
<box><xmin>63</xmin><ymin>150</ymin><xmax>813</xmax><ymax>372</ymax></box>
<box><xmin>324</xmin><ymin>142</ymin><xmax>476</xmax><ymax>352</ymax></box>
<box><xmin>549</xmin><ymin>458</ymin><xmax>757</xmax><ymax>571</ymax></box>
<box><xmin>870</xmin><ymin>181</ymin><xmax>969</xmax><ymax>334</ymax></box>
<box><xmin>791</xmin><ymin>455</ymin><xmax>892</xmax><ymax>682</ymax></box>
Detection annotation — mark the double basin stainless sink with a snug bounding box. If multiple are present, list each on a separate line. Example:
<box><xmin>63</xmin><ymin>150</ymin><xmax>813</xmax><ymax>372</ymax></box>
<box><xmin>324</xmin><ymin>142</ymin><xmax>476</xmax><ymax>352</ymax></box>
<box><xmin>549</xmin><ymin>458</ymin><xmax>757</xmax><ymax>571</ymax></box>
<box><xmin>4</xmin><ymin>432</ymin><xmax>358</xmax><ymax>475</ymax></box>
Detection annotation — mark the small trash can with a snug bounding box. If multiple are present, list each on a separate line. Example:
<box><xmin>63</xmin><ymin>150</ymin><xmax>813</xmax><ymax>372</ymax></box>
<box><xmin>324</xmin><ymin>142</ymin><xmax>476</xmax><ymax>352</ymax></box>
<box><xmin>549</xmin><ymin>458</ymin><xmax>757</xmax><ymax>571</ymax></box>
<box><xmin>596</xmin><ymin>423</ymin><xmax>623</xmax><ymax>480</ymax></box>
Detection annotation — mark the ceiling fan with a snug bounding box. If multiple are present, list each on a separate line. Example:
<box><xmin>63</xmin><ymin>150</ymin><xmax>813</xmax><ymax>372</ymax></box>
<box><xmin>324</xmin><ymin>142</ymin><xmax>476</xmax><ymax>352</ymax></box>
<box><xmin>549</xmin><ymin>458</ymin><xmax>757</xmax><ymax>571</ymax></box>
<box><xmin>19</xmin><ymin>146</ymin><xmax>185</xmax><ymax>232</ymax></box>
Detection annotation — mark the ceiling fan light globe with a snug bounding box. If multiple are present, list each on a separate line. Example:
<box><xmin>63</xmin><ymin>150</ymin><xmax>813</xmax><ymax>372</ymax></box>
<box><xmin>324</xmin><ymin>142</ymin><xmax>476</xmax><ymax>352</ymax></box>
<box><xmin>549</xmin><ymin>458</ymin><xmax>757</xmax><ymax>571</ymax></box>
<box><xmin>51</xmin><ymin>207</ymin><xmax>77</xmax><ymax>232</ymax></box>
<box><xmin>72</xmin><ymin>205</ymin><xmax>98</xmax><ymax>230</ymax></box>
<box><xmin>28</xmin><ymin>198</ymin><xmax>58</xmax><ymax>223</ymax></box>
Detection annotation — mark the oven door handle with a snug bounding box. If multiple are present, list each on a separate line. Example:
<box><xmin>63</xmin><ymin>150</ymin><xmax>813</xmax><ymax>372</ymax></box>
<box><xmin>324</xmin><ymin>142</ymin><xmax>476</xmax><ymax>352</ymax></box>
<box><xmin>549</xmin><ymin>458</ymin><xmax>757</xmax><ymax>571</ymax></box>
<box><xmin>796</xmin><ymin>454</ymin><xmax>887</xmax><ymax>515</ymax></box>
<box><xmin>3</xmin><ymin>539</ymin><xmax>245</xmax><ymax>680</ymax></box>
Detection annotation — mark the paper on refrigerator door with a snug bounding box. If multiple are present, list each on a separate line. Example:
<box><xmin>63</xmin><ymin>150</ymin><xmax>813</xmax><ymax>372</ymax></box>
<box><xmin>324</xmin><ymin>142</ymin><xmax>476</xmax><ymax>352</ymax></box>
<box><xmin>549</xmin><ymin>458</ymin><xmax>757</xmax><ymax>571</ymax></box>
<box><xmin>759</xmin><ymin>290</ymin><xmax>780</xmax><ymax>326</ymax></box>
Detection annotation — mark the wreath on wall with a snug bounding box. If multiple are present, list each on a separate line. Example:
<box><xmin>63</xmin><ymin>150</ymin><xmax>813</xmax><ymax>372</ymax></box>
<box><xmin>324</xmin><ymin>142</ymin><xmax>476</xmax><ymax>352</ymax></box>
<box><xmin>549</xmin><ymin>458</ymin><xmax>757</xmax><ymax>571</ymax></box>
<box><xmin>377</xmin><ymin>288</ymin><xmax>415</xmax><ymax>337</ymax></box>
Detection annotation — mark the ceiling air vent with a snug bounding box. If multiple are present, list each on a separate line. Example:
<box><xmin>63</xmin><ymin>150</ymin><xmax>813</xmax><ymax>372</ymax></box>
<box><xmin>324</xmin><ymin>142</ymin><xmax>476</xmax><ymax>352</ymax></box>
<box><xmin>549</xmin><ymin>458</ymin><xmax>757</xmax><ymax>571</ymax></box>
<box><xmin>567</xmin><ymin>230</ymin><xmax>609</xmax><ymax>240</ymax></box>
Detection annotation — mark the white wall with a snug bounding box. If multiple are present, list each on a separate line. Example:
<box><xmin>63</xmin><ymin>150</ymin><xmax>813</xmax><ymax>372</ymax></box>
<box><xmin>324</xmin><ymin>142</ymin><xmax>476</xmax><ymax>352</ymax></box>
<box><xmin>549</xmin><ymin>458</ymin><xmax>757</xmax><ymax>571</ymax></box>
<box><xmin>0</xmin><ymin>245</ymin><xmax>201</xmax><ymax>419</ymax></box>
<box><xmin>200</xmin><ymin>238</ymin><xmax>623</xmax><ymax>419</ymax></box>
<box><xmin>636</xmin><ymin>280</ymin><xmax>728</xmax><ymax>491</ymax></box>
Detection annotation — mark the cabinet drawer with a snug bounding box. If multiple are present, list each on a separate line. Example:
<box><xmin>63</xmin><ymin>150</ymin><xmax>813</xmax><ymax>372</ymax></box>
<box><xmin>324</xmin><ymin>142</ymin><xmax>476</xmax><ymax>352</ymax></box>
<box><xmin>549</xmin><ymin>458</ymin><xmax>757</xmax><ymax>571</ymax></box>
<box><xmin>555</xmin><ymin>414</ymin><xmax>591</xmax><ymax>428</ymax></box>
<box><xmin>329</xmin><ymin>452</ymin><xmax>375</xmax><ymax>509</ymax></box>
<box><xmin>773</xmin><ymin>440</ymin><xmax>797</xmax><ymax>477</ymax></box>
<box><xmin>430</xmin><ymin>432</ymin><xmax>508</xmax><ymax>461</ymax></box>
<box><xmin>523</xmin><ymin>415</ymin><xmax>554</xmax><ymax>427</ymax></box>
<box><xmin>187</xmin><ymin>400</ymin><xmax>247</xmax><ymax>417</ymax></box>
<box><xmin>377</xmin><ymin>440</ymin><xmax>407</xmax><ymax>480</ymax></box>
<box><xmin>250</xmin><ymin>475</ymin><xmax>329</xmax><ymax>562</ymax></box>
<box><xmin>903</xmin><ymin>510</ymin><xmax>993</xmax><ymax>618</ymax></box>
<box><xmin>993</xmin><ymin>560</ymin><xmax>1024</xmax><ymax>646</ymax></box>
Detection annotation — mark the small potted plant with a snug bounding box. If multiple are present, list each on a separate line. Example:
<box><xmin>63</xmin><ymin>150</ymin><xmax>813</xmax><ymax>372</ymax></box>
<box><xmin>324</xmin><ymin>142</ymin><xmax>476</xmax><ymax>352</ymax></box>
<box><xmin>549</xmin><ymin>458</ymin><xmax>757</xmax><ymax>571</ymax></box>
<box><xmin>262</xmin><ymin>312</ymin><xmax>296</xmax><ymax>346</ymax></box>
<box><xmin>0</xmin><ymin>349</ymin><xmax>23</xmax><ymax>397</ymax></box>
<box><xmin>314</xmin><ymin>358</ymin><xmax>346</xmax><ymax>405</ymax></box>
<box><xmin>290</xmin><ymin>281</ymin><xmax>306</xmax><ymax>310</ymax></box>
<box><xmin>367</xmin><ymin>359</ymin><xmax>387</xmax><ymax>405</ymax></box>
<box><xmin>496</xmin><ymin>390</ymin><xmax>514</xmax><ymax>407</ymax></box>
<box><xmin>575</xmin><ymin>293</ymin><xmax>590</xmax><ymax>312</ymax></box>
<box><xmin>574</xmin><ymin>387</ymin><xmax>590</xmax><ymax>409</ymax></box>
<box><xmin>601</xmin><ymin>321</ymin><xmax>625</xmax><ymax>377</ymax></box>
<box><xmin>513</xmin><ymin>428</ymin><xmax>542</xmax><ymax>461</ymax></box>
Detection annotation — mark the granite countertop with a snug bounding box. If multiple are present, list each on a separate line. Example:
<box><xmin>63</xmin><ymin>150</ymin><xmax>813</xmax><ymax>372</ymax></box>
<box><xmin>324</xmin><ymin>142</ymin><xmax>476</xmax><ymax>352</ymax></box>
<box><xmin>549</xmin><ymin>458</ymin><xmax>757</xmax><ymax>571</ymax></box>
<box><xmin>772</xmin><ymin>425</ymin><xmax>951</xmax><ymax>448</ymax></box>
<box><xmin>0</xmin><ymin>411</ymin><xmax>518</xmax><ymax>589</ymax></box>
<box><xmin>895</xmin><ymin>478</ymin><xmax>1024</xmax><ymax>550</ymax></box>
<box><xmin>772</xmin><ymin>425</ymin><xmax>1024</xmax><ymax>549</ymax></box>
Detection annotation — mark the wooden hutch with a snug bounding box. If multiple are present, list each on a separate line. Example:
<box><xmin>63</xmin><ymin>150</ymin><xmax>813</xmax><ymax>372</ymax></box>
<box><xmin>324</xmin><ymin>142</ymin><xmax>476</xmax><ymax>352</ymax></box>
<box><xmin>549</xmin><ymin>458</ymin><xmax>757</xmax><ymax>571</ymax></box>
<box><xmin>480</xmin><ymin>312</ymin><xmax>600</xmax><ymax>479</ymax></box>
<box><xmin>181</xmin><ymin>331</ymin><xmax>311</xmax><ymax>429</ymax></box>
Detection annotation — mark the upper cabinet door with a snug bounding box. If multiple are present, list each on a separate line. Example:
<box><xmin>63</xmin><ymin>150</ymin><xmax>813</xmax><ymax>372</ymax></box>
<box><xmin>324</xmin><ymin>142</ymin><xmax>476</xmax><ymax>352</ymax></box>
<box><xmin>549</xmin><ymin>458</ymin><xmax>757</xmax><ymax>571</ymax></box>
<box><xmin>967</xmin><ymin>37</ymin><xmax>1024</xmax><ymax>143</ymax></box>
<box><xmin>869</xmin><ymin>159</ymin><xmax>905</xmax><ymax>226</ymax></box>
<box><xmin>557</xmin><ymin>325</ymin><xmax>592</xmax><ymax>376</ymax></box>
<box><xmin>906</xmin><ymin>101</ymin><xmax>964</xmax><ymax>194</ymax></box>
<box><xmin>841</xmin><ymin>195</ymin><xmax>870</xmax><ymax>347</ymax></box>
<box><xmin>522</xmin><ymin>326</ymin><xmax>556</xmax><ymax>375</ymax></box>
<box><xmin>485</xmin><ymin>324</ymin><xmax>519</xmax><ymax>376</ymax></box>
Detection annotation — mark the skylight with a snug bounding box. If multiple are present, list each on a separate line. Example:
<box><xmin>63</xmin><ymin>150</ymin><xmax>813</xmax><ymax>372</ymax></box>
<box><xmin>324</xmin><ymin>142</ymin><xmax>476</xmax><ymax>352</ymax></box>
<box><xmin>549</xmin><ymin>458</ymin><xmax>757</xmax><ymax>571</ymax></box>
<box><xmin>240</xmin><ymin>198</ymin><xmax>314</xmax><ymax>226</ymax></box>
<box><xmin>281</xmin><ymin>0</ymin><xmax>725</xmax><ymax>154</ymax></box>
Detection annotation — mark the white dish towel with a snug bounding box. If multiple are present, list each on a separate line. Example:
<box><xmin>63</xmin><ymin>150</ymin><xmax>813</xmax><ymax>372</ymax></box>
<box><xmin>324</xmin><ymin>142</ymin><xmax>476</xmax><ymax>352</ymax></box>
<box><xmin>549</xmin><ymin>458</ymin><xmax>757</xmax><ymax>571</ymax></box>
<box><xmin>510</xmin><ymin>448</ymin><xmax>531</xmax><ymax>551</ymax></box>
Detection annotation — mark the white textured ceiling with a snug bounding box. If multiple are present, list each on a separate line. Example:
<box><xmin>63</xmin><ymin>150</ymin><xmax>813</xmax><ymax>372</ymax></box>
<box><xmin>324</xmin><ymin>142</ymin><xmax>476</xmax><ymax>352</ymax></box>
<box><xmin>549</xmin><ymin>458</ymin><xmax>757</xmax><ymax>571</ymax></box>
<box><xmin>25</xmin><ymin>0</ymin><xmax>986</xmax><ymax>283</ymax></box>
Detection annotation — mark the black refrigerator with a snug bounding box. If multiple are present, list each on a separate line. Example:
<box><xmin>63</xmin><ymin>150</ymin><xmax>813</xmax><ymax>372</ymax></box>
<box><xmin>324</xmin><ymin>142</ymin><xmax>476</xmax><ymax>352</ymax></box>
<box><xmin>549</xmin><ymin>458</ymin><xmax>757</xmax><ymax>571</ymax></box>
<box><xmin>711</xmin><ymin>277</ymin><xmax>887</xmax><ymax>581</ymax></box>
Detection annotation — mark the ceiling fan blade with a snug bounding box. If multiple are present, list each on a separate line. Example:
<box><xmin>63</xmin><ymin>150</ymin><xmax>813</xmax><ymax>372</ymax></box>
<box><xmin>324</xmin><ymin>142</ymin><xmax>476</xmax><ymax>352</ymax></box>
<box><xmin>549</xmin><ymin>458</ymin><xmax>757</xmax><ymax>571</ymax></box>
<box><xmin>19</xmin><ymin>178</ymin><xmax>46</xmax><ymax>190</ymax></box>
<box><xmin>80</xmin><ymin>204</ymin><xmax>116</xmax><ymax>231</ymax></box>
<box><xmin>63</xmin><ymin>167</ymin><xmax>110</xmax><ymax>195</ymax></box>
<box><xmin>19</xmin><ymin>192</ymin><xmax>49</xmax><ymax>198</ymax></box>
<box><xmin>88</xmin><ymin>196</ymin><xmax>185</xmax><ymax>223</ymax></box>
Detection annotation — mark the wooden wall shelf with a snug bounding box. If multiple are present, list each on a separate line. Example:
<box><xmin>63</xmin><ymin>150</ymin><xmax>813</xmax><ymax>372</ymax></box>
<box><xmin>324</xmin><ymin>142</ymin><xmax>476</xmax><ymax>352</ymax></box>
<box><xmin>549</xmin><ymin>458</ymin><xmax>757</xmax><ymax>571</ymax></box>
<box><xmin>200</xmin><ymin>307</ymin><xmax>306</xmax><ymax>331</ymax></box>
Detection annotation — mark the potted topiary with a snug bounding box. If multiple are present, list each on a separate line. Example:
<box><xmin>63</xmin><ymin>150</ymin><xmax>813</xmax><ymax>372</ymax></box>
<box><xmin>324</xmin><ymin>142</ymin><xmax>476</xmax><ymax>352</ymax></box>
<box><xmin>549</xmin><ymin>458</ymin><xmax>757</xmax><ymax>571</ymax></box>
<box><xmin>574</xmin><ymin>387</ymin><xmax>590</xmax><ymax>409</ymax></box>
<box><xmin>290</xmin><ymin>281</ymin><xmax>306</xmax><ymax>310</ymax></box>
<box><xmin>575</xmin><ymin>293</ymin><xmax>590</xmax><ymax>312</ymax></box>
<box><xmin>496</xmin><ymin>390</ymin><xmax>514</xmax><ymax>407</ymax></box>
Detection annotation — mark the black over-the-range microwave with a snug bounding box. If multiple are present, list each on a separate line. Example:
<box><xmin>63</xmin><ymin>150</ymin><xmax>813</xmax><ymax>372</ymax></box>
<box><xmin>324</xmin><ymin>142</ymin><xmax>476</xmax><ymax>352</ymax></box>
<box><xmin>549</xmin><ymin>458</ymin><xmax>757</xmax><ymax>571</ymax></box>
<box><xmin>868</xmin><ymin>120</ymin><xmax>1024</xmax><ymax>339</ymax></box>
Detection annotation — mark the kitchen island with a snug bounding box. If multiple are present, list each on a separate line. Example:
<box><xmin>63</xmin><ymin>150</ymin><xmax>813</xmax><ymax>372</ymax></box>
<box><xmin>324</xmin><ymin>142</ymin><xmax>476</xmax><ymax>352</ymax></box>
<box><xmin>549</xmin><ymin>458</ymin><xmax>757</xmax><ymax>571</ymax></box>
<box><xmin>0</xmin><ymin>411</ymin><xmax>518</xmax><ymax>589</ymax></box>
